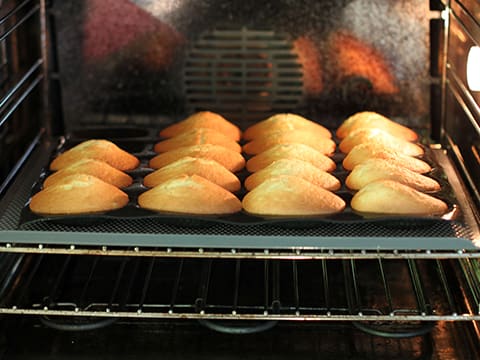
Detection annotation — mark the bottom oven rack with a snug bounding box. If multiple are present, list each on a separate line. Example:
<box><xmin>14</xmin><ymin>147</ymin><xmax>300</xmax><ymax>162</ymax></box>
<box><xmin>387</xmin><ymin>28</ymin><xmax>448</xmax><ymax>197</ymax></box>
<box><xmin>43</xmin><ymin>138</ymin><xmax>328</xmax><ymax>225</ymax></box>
<box><xmin>1</xmin><ymin>254</ymin><xmax>479</xmax><ymax>321</ymax></box>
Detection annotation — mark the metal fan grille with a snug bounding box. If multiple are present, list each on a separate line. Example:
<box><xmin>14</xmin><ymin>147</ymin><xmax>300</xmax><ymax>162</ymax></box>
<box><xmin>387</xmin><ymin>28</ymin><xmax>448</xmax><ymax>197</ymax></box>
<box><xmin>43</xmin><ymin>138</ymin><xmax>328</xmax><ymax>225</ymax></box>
<box><xmin>184</xmin><ymin>27</ymin><xmax>304</xmax><ymax>123</ymax></box>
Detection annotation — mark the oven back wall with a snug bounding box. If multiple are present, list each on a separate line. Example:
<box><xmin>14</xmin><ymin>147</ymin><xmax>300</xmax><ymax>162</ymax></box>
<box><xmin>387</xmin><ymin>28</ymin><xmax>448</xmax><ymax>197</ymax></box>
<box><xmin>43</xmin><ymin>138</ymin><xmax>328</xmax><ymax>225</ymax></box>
<box><xmin>50</xmin><ymin>0</ymin><xmax>431</xmax><ymax>131</ymax></box>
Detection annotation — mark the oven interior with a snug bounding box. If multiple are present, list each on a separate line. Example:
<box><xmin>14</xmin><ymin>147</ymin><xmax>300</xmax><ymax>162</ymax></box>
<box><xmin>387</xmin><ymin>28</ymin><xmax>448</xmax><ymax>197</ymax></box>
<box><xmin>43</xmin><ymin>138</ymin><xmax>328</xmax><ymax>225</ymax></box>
<box><xmin>0</xmin><ymin>0</ymin><xmax>479</xmax><ymax>358</ymax></box>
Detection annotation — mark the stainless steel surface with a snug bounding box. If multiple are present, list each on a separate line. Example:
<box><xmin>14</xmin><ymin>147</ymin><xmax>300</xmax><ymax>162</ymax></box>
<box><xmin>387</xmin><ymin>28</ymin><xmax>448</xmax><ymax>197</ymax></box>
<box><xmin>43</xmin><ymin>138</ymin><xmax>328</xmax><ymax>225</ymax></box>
<box><xmin>51</xmin><ymin>0</ymin><xmax>431</xmax><ymax>130</ymax></box>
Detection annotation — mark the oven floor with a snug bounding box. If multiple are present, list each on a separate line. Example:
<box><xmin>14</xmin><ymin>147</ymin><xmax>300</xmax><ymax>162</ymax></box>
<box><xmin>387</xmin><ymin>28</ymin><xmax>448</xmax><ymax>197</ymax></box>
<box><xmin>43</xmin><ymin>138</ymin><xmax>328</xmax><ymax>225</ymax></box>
<box><xmin>0</xmin><ymin>318</ymin><xmax>477</xmax><ymax>359</ymax></box>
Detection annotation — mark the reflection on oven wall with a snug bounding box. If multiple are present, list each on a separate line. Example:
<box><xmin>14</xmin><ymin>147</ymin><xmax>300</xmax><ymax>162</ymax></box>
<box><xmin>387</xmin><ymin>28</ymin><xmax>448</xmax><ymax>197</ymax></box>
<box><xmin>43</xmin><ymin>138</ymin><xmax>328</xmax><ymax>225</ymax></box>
<box><xmin>51</xmin><ymin>0</ymin><xmax>431</xmax><ymax>131</ymax></box>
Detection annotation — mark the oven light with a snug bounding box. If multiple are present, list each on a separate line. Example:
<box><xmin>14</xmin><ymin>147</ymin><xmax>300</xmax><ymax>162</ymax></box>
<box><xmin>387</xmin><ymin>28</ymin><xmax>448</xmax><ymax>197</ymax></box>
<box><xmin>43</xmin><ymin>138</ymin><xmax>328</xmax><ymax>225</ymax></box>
<box><xmin>467</xmin><ymin>46</ymin><xmax>480</xmax><ymax>92</ymax></box>
<box><xmin>441</xmin><ymin>9</ymin><xmax>449</xmax><ymax>21</ymax></box>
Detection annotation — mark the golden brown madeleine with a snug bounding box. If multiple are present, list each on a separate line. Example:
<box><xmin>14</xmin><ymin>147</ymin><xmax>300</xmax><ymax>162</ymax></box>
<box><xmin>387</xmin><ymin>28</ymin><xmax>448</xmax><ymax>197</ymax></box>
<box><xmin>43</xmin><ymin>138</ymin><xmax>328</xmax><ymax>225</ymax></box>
<box><xmin>29</xmin><ymin>174</ymin><xmax>129</xmax><ymax>215</ymax></box>
<box><xmin>159</xmin><ymin>111</ymin><xmax>242</xmax><ymax>142</ymax></box>
<box><xmin>243</xmin><ymin>131</ymin><xmax>336</xmax><ymax>156</ymax></box>
<box><xmin>336</xmin><ymin>111</ymin><xmax>418</xmax><ymax>141</ymax></box>
<box><xmin>49</xmin><ymin>139</ymin><xmax>140</xmax><ymax>171</ymax></box>
<box><xmin>351</xmin><ymin>180</ymin><xmax>448</xmax><ymax>215</ymax></box>
<box><xmin>242</xmin><ymin>175</ymin><xmax>346</xmax><ymax>216</ymax></box>
<box><xmin>43</xmin><ymin>159</ymin><xmax>133</xmax><ymax>188</ymax></box>
<box><xmin>244</xmin><ymin>159</ymin><xmax>341</xmax><ymax>191</ymax></box>
<box><xmin>243</xmin><ymin>113</ymin><xmax>331</xmax><ymax>140</ymax></box>
<box><xmin>138</xmin><ymin>174</ymin><xmax>242</xmax><ymax>215</ymax></box>
<box><xmin>246</xmin><ymin>143</ymin><xmax>336</xmax><ymax>173</ymax></box>
<box><xmin>144</xmin><ymin>156</ymin><xmax>241</xmax><ymax>192</ymax></box>
<box><xmin>345</xmin><ymin>159</ymin><xmax>441</xmax><ymax>192</ymax></box>
<box><xmin>339</xmin><ymin>128</ymin><xmax>424</xmax><ymax>156</ymax></box>
<box><xmin>149</xmin><ymin>144</ymin><xmax>245</xmax><ymax>172</ymax></box>
<box><xmin>343</xmin><ymin>143</ymin><xmax>431</xmax><ymax>173</ymax></box>
<box><xmin>154</xmin><ymin>128</ymin><xmax>241</xmax><ymax>153</ymax></box>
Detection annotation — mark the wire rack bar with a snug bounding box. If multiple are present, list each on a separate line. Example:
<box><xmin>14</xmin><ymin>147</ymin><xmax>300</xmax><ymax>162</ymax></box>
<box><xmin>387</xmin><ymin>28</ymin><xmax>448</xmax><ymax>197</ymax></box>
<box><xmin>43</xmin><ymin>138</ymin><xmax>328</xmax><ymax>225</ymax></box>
<box><xmin>195</xmin><ymin>259</ymin><xmax>212</xmax><ymax>313</ymax></box>
<box><xmin>138</xmin><ymin>258</ymin><xmax>155</xmax><ymax>312</ymax></box>
<box><xmin>232</xmin><ymin>259</ymin><xmax>240</xmax><ymax>313</ymax></box>
<box><xmin>408</xmin><ymin>259</ymin><xmax>430</xmax><ymax>315</ymax></box>
<box><xmin>378</xmin><ymin>259</ymin><xmax>394</xmax><ymax>314</ymax></box>
<box><xmin>1</xmin><ymin>309</ymin><xmax>480</xmax><ymax>321</ymax></box>
<box><xmin>77</xmin><ymin>257</ymin><xmax>99</xmax><ymax>309</ymax></box>
<box><xmin>0</xmin><ymin>60</ymin><xmax>43</xmax><ymax>128</ymax></box>
<box><xmin>0</xmin><ymin>0</ymin><xmax>37</xmax><ymax>27</ymax></box>
<box><xmin>107</xmin><ymin>258</ymin><xmax>128</xmax><ymax>312</ymax></box>
<box><xmin>169</xmin><ymin>259</ymin><xmax>184</xmax><ymax>313</ymax></box>
<box><xmin>3</xmin><ymin>245</ymin><xmax>480</xmax><ymax>259</ymax></box>
<box><xmin>459</xmin><ymin>259</ymin><xmax>480</xmax><ymax>314</ymax></box>
<box><xmin>263</xmin><ymin>260</ymin><xmax>269</xmax><ymax>312</ymax></box>
<box><xmin>321</xmin><ymin>260</ymin><xmax>330</xmax><ymax>310</ymax></box>
<box><xmin>0</xmin><ymin>2</ymin><xmax>40</xmax><ymax>42</ymax></box>
<box><xmin>42</xmin><ymin>255</ymin><xmax>70</xmax><ymax>309</ymax></box>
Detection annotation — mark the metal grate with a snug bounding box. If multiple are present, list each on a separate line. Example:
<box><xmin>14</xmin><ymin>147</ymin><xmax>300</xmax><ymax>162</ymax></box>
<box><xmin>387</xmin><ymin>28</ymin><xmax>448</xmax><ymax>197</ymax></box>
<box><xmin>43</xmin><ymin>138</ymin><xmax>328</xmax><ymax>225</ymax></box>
<box><xmin>184</xmin><ymin>27</ymin><xmax>303</xmax><ymax>123</ymax></box>
<box><xmin>1</xmin><ymin>254</ymin><xmax>480</xmax><ymax>321</ymax></box>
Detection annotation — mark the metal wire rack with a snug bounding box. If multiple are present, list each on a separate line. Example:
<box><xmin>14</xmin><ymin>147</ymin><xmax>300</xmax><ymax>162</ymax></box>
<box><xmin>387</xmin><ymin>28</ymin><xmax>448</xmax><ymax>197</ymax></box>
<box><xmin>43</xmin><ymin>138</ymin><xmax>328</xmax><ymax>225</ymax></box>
<box><xmin>1</xmin><ymin>254</ymin><xmax>479</xmax><ymax>321</ymax></box>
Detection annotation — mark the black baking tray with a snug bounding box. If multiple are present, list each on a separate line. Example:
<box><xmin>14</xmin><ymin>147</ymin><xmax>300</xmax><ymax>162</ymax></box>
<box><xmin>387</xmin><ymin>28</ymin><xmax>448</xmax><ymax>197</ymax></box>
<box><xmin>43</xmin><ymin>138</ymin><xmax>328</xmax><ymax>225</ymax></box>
<box><xmin>17</xmin><ymin>127</ymin><xmax>460</xmax><ymax>230</ymax></box>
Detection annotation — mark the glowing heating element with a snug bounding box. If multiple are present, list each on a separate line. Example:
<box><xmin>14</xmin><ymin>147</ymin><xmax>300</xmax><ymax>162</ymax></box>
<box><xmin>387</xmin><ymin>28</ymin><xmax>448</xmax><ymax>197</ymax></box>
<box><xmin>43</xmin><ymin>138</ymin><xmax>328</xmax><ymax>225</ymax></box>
<box><xmin>466</xmin><ymin>46</ymin><xmax>480</xmax><ymax>92</ymax></box>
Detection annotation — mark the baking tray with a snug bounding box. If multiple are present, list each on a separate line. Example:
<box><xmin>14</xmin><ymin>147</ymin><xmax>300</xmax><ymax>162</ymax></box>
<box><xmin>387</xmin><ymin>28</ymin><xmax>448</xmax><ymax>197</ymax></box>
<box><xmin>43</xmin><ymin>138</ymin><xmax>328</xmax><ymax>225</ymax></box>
<box><xmin>0</xmin><ymin>128</ymin><xmax>477</xmax><ymax>251</ymax></box>
<box><xmin>17</xmin><ymin>128</ymin><xmax>460</xmax><ymax>230</ymax></box>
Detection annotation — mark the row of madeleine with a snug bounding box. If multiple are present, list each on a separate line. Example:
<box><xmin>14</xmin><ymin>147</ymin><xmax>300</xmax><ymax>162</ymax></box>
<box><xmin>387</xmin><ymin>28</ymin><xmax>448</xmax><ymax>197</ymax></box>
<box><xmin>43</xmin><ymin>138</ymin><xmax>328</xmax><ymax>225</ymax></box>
<box><xmin>239</xmin><ymin>114</ymin><xmax>343</xmax><ymax>216</ymax></box>
<box><xmin>337</xmin><ymin>112</ymin><xmax>448</xmax><ymax>215</ymax></box>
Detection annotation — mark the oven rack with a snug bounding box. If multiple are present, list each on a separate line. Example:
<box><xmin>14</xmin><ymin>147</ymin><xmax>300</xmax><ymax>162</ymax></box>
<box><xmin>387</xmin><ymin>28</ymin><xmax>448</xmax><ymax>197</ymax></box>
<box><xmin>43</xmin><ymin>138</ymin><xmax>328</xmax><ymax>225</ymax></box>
<box><xmin>3</xmin><ymin>243</ymin><xmax>480</xmax><ymax>260</ymax></box>
<box><xmin>0</xmin><ymin>136</ymin><xmax>479</xmax><ymax>258</ymax></box>
<box><xmin>1</xmin><ymin>254</ymin><xmax>480</xmax><ymax>322</ymax></box>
